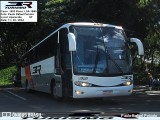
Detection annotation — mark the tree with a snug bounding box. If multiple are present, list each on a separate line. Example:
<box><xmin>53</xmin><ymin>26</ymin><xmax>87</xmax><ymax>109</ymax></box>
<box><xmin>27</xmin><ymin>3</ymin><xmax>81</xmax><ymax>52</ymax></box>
<box><xmin>0</xmin><ymin>0</ymin><xmax>159</xmax><ymax>71</ymax></box>
<box><xmin>139</xmin><ymin>0</ymin><xmax>160</xmax><ymax>71</ymax></box>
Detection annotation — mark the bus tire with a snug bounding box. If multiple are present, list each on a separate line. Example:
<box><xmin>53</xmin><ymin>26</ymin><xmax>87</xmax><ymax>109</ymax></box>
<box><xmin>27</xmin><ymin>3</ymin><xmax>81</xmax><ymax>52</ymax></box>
<box><xmin>50</xmin><ymin>79</ymin><xmax>63</xmax><ymax>101</ymax></box>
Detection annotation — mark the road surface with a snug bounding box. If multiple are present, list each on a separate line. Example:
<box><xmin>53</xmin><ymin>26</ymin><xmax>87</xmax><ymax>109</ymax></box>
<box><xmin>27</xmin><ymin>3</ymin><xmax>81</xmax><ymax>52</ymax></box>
<box><xmin>0</xmin><ymin>87</ymin><xmax>160</xmax><ymax>113</ymax></box>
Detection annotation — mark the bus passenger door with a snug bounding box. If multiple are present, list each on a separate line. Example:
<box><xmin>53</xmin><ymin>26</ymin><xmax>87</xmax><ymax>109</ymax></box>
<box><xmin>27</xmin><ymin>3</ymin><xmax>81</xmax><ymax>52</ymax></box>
<box><xmin>59</xmin><ymin>28</ymin><xmax>73</xmax><ymax>98</ymax></box>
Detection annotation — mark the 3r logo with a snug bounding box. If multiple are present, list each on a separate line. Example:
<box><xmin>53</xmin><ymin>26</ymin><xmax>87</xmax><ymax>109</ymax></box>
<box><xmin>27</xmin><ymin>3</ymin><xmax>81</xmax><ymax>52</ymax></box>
<box><xmin>32</xmin><ymin>65</ymin><xmax>41</xmax><ymax>75</ymax></box>
<box><xmin>6</xmin><ymin>2</ymin><xmax>32</xmax><ymax>8</ymax></box>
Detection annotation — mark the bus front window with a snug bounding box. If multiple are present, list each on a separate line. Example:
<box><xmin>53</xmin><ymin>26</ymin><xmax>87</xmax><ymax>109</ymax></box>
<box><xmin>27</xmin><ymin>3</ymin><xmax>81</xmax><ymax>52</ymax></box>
<box><xmin>70</xmin><ymin>26</ymin><xmax>132</xmax><ymax>76</ymax></box>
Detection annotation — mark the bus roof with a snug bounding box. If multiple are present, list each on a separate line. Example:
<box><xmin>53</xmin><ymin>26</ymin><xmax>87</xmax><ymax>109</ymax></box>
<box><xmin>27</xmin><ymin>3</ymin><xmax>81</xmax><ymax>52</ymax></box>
<box><xmin>22</xmin><ymin>22</ymin><xmax>123</xmax><ymax>57</ymax></box>
<box><xmin>66</xmin><ymin>22</ymin><xmax>123</xmax><ymax>29</ymax></box>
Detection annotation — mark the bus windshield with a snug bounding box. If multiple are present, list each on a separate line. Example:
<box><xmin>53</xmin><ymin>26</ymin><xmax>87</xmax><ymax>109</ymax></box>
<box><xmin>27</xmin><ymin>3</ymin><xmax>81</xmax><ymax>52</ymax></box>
<box><xmin>70</xmin><ymin>26</ymin><xmax>132</xmax><ymax>76</ymax></box>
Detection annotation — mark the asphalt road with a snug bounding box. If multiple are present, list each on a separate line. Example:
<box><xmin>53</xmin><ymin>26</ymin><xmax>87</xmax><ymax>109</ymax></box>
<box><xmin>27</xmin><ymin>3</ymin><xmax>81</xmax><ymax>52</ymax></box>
<box><xmin>0</xmin><ymin>87</ymin><xmax>160</xmax><ymax>113</ymax></box>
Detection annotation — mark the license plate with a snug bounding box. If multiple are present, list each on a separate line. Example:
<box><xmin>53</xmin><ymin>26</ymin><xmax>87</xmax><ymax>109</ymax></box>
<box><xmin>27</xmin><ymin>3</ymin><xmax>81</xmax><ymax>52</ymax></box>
<box><xmin>103</xmin><ymin>90</ymin><xmax>113</xmax><ymax>95</ymax></box>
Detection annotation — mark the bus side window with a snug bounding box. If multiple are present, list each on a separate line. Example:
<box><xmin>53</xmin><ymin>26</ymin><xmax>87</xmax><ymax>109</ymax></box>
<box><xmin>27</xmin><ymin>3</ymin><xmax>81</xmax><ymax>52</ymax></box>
<box><xmin>31</xmin><ymin>32</ymin><xmax>58</xmax><ymax>64</ymax></box>
<box><xmin>55</xmin><ymin>46</ymin><xmax>61</xmax><ymax>74</ymax></box>
<box><xmin>47</xmin><ymin>33</ymin><xmax>58</xmax><ymax>57</ymax></box>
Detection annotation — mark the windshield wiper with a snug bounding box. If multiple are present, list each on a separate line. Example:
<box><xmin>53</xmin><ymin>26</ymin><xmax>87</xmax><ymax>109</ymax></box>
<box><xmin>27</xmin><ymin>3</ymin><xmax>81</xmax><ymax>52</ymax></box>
<box><xmin>106</xmin><ymin>48</ymin><xmax>123</xmax><ymax>73</ymax></box>
<box><xmin>99</xmin><ymin>28</ymin><xmax>123</xmax><ymax>74</ymax></box>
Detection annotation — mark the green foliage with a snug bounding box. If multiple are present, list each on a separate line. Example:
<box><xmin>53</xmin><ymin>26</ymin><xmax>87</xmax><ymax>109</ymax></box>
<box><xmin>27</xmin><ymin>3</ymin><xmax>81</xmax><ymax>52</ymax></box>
<box><xmin>0</xmin><ymin>66</ymin><xmax>17</xmax><ymax>86</ymax></box>
<box><xmin>134</xmin><ymin>73</ymin><xmax>148</xmax><ymax>85</ymax></box>
<box><xmin>138</xmin><ymin>0</ymin><xmax>151</xmax><ymax>7</ymax></box>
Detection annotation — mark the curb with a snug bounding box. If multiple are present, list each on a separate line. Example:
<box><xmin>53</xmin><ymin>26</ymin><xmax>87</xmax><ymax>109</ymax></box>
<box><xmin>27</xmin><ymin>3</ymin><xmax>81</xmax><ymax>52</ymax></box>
<box><xmin>133</xmin><ymin>86</ymin><xmax>160</xmax><ymax>95</ymax></box>
<box><xmin>145</xmin><ymin>91</ymin><xmax>160</xmax><ymax>95</ymax></box>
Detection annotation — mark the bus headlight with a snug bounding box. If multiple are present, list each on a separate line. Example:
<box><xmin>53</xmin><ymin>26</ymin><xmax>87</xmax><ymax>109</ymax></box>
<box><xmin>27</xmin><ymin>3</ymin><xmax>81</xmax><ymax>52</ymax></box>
<box><xmin>74</xmin><ymin>81</ymin><xmax>92</xmax><ymax>87</ymax></box>
<box><xmin>123</xmin><ymin>81</ymin><xmax>132</xmax><ymax>86</ymax></box>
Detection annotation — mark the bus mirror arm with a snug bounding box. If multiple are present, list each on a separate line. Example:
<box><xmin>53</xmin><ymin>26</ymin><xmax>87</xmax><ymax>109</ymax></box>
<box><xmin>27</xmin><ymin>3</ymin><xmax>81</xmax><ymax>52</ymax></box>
<box><xmin>130</xmin><ymin>38</ymin><xmax>144</xmax><ymax>56</ymax></box>
<box><xmin>67</xmin><ymin>33</ymin><xmax>76</xmax><ymax>51</ymax></box>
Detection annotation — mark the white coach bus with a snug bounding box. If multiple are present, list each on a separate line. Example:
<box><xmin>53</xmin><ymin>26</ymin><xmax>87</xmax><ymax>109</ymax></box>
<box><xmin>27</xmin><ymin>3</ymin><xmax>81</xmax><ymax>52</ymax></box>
<box><xmin>21</xmin><ymin>22</ymin><xmax>144</xmax><ymax>99</ymax></box>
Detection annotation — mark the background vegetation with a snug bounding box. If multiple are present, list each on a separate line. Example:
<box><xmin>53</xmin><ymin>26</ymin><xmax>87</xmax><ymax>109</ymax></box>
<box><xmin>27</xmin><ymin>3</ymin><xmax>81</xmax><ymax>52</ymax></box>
<box><xmin>0</xmin><ymin>66</ymin><xmax>17</xmax><ymax>86</ymax></box>
<box><xmin>0</xmin><ymin>0</ymin><xmax>159</xmax><ymax>85</ymax></box>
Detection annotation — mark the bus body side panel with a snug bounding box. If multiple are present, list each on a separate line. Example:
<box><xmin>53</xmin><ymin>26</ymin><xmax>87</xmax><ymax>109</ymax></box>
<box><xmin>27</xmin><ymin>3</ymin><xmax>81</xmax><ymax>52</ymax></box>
<box><xmin>72</xmin><ymin>75</ymin><xmax>133</xmax><ymax>98</ymax></box>
<box><xmin>29</xmin><ymin>56</ymin><xmax>56</xmax><ymax>93</ymax></box>
<box><xmin>30</xmin><ymin>56</ymin><xmax>62</xmax><ymax>96</ymax></box>
<box><xmin>21</xmin><ymin>56</ymin><xmax>63</xmax><ymax>95</ymax></box>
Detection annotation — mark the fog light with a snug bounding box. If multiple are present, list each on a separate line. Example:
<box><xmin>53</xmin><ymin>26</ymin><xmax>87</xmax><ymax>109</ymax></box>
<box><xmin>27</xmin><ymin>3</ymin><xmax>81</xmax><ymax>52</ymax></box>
<box><xmin>75</xmin><ymin>90</ymin><xmax>84</xmax><ymax>95</ymax></box>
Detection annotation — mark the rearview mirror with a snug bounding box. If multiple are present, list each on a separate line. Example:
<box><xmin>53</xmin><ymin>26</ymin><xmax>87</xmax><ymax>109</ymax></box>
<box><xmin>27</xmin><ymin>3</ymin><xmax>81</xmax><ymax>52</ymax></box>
<box><xmin>130</xmin><ymin>38</ymin><xmax>144</xmax><ymax>56</ymax></box>
<box><xmin>67</xmin><ymin>33</ymin><xmax>76</xmax><ymax>51</ymax></box>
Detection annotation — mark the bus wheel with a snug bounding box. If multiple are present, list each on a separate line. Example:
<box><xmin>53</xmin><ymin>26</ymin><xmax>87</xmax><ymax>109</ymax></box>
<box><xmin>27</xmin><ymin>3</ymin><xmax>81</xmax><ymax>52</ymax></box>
<box><xmin>50</xmin><ymin>79</ymin><xmax>63</xmax><ymax>101</ymax></box>
<box><xmin>51</xmin><ymin>80</ymin><xmax>61</xmax><ymax>100</ymax></box>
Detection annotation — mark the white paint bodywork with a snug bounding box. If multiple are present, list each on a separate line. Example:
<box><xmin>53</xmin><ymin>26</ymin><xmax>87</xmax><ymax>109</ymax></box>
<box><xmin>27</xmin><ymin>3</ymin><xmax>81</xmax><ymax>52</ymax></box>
<box><xmin>72</xmin><ymin>75</ymin><xmax>133</xmax><ymax>98</ymax></box>
<box><xmin>21</xmin><ymin>22</ymin><xmax>139</xmax><ymax>98</ymax></box>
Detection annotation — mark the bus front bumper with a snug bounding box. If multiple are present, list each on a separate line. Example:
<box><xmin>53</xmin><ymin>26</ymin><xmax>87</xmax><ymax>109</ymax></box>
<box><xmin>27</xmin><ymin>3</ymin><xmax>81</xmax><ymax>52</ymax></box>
<box><xmin>72</xmin><ymin>86</ymin><xmax>133</xmax><ymax>98</ymax></box>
